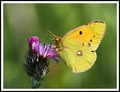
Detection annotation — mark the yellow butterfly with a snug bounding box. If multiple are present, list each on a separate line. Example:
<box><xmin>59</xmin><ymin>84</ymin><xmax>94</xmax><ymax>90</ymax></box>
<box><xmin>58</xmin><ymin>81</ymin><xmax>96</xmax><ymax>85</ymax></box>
<box><xmin>48</xmin><ymin>20</ymin><xmax>106</xmax><ymax>73</ymax></box>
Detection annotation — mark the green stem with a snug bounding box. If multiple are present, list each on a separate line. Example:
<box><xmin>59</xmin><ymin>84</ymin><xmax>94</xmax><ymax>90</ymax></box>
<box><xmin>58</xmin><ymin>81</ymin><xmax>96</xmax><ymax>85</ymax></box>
<box><xmin>31</xmin><ymin>77</ymin><xmax>41</xmax><ymax>88</ymax></box>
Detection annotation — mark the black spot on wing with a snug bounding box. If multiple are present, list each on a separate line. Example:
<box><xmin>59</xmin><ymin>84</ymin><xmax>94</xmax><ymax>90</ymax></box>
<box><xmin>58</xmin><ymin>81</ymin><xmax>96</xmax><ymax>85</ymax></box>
<box><xmin>90</xmin><ymin>39</ymin><xmax>92</xmax><ymax>42</ymax></box>
<box><xmin>88</xmin><ymin>43</ymin><xmax>91</xmax><ymax>46</ymax></box>
<box><xmin>79</xmin><ymin>31</ymin><xmax>82</xmax><ymax>35</ymax></box>
<box><xmin>91</xmin><ymin>51</ymin><xmax>95</xmax><ymax>52</ymax></box>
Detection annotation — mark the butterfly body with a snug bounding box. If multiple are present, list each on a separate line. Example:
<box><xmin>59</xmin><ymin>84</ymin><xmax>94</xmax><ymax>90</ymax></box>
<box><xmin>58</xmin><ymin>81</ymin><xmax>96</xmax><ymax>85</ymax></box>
<box><xmin>51</xmin><ymin>20</ymin><xmax>106</xmax><ymax>73</ymax></box>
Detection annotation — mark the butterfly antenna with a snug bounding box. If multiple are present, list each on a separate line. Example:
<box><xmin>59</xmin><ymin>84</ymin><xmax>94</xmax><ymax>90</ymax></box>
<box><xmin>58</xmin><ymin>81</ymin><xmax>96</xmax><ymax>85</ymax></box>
<box><xmin>44</xmin><ymin>28</ymin><xmax>56</xmax><ymax>37</ymax></box>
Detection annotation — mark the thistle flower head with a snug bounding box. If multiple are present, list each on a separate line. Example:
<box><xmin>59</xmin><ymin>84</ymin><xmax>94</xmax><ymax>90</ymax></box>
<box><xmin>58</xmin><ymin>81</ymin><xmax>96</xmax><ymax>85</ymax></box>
<box><xmin>28</xmin><ymin>36</ymin><xmax>59</xmax><ymax>62</ymax></box>
<box><xmin>23</xmin><ymin>36</ymin><xmax>59</xmax><ymax>87</ymax></box>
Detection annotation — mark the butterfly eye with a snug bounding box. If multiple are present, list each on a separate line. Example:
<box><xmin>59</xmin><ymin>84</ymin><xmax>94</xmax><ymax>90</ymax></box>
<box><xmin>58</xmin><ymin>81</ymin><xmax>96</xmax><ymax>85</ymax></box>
<box><xmin>56</xmin><ymin>38</ymin><xmax>59</xmax><ymax>41</ymax></box>
<box><xmin>55</xmin><ymin>37</ymin><xmax>60</xmax><ymax>41</ymax></box>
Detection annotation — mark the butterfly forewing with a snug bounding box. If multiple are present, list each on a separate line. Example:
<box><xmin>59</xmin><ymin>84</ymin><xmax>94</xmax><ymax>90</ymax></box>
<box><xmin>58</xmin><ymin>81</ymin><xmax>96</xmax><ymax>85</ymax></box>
<box><xmin>62</xmin><ymin>20</ymin><xmax>106</xmax><ymax>51</ymax></box>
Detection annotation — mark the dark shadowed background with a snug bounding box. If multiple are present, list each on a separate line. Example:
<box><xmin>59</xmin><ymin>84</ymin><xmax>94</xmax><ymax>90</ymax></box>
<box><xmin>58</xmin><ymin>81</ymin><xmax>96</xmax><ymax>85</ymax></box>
<box><xmin>3</xmin><ymin>2</ymin><xmax>117</xmax><ymax>89</ymax></box>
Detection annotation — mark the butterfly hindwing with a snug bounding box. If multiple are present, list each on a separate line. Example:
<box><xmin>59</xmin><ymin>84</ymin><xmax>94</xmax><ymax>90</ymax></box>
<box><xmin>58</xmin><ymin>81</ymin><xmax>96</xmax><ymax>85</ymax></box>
<box><xmin>58</xmin><ymin>41</ymin><xmax>96</xmax><ymax>73</ymax></box>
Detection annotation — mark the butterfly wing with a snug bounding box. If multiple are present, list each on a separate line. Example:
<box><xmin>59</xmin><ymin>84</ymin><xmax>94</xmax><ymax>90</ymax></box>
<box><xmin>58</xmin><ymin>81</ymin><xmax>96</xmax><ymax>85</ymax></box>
<box><xmin>56</xmin><ymin>20</ymin><xmax>106</xmax><ymax>73</ymax></box>
<box><xmin>58</xmin><ymin>41</ymin><xmax>96</xmax><ymax>73</ymax></box>
<box><xmin>62</xmin><ymin>20</ymin><xmax>106</xmax><ymax>51</ymax></box>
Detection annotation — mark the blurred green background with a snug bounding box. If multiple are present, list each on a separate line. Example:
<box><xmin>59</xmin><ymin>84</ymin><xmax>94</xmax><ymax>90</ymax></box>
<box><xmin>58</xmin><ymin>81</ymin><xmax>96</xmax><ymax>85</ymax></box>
<box><xmin>3</xmin><ymin>3</ymin><xmax>117</xmax><ymax>89</ymax></box>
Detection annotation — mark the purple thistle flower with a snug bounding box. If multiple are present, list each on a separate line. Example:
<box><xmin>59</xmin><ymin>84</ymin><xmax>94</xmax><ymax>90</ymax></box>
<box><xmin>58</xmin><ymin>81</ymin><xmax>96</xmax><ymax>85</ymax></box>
<box><xmin>28</xmin><ymin>36</ymin><xmax>59</xmax><ymax>62</ymax></box>
<box><xmin>23</xmin><ymin>36</ymin><xmax>59</xmax><ymax>88</ymax></box>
